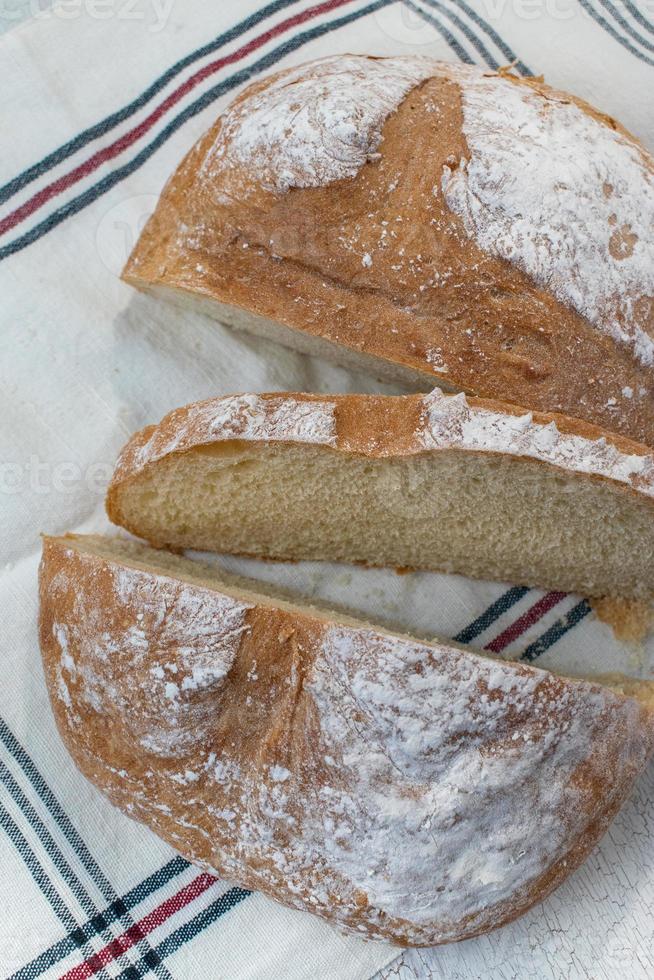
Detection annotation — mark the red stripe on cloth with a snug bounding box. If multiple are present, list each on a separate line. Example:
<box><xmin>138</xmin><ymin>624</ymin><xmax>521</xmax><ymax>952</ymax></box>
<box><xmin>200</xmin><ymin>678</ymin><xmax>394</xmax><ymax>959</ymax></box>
<box><xmin>0</xmin><ymin>0</ymin><xmax>357</xmax><ymax>240</ymax></box>
<box><xmin>484</xmin><ymin>591</ymin><xmax>567</xmax><ymax>654</ymax></box>
<box><xmin>60</xmin><ymin>873</ymin><xmax>217</xmax><ymax>980</ymax></box>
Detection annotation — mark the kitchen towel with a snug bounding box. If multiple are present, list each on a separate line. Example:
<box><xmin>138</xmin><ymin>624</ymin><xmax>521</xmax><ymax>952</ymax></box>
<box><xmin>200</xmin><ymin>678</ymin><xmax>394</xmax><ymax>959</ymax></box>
<box><xmin>0</xmin><ymin>1</ymin><xmax>653</xmax><ymax>978</ymax></box>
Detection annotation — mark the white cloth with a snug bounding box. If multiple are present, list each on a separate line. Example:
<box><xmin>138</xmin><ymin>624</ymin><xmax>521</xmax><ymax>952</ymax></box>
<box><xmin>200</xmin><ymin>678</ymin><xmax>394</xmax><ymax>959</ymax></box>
<box><xmin>0</xmin><ymin>1</ymin><xmax>653</xmax><ymax>977</ymax></box>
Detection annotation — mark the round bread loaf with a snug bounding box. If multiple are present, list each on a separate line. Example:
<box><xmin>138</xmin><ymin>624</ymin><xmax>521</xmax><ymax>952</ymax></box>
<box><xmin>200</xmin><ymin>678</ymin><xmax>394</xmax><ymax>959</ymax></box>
<box><xmin>122</xmin><ymin>55</ymin><xmax>654</xmax><ymax>444</ymax></box>
<box><xmin>39</xmin><ymin>534</ymin><xmax>654</xmax><ymax>947</ymax></box>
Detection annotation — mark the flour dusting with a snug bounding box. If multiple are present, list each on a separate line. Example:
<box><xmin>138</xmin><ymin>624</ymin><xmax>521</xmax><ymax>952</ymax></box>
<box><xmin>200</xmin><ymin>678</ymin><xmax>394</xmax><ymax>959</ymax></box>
<box><xmin>421</xmin><ymin>389</ymin><xmax>654</xmax><ymax>497</ymax></box>
<box><xmin>53</xmin><ymin>548</ymin><xmax>252</xmax><ymax>756</ymax></box>
<box><xmin>207</xmin><ymin>55</ymin><xmax>435</xmax><ymax>192</ymax></box>
<box><xmin>303</xmin><ymin>624</ymin><xmax>640</xmax><ymax>934</ymax></box>
<box><xmin>442</xmin><ymin>73</ymin><xmax>654</xmax><ymax>365</ymax></box>
<box><xmin>128</xmin><ymin>394</ymin><xmax>337</xmax><ymax>473</ymax></box>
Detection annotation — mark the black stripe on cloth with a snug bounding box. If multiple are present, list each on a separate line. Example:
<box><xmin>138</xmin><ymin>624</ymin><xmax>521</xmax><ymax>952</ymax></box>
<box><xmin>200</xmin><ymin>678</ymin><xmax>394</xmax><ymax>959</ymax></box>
<box><xmin>0</xmin><ymin>718</ymin><xmax>132</xmax><ymax>902</ymax></box>
<box><xmin>11</xmin><ymin>858</ymin><xmax>190</xmax><ymax>980</ymax></box>
<box><xmin>0</xmin><ymin>0</ymin><xmax>307</xmax><ymax>207</ymax></box>
<box><xmin>453</xmin><ymin>586</ymin><xmax>530</xmax><ymax>644</ymax></box>
<box><xmin>113</xmin><ymin>887</ymin><xmax>251</xmax><ymax>980</ymax></box>
<box><xmin>0</xmin><ymin>800</ymin><xmax>82</xmax><ymax>939</ymax></box>
<box><xmin>576</xmin><ymin>0</ymin><xmax>654</xmax><ymax>66</ymax></box>
<box><xmin>594</xmin><ymin>0</ymin><xmax>654</xmax><ymax>53</ymax></box>
<box><xmin>0</xmin><ymin>784</ymin><xmax>116</xmax><ymax>980</ymax></box>
<box><xmin>622</xmin><ymin>0</ymin><xmax>654</xmax><ymax>36</ymax></box>
<box><xmin>0</xmin><ymin>759</ymin><xmax>111</xmax><ymax>921</ymax></box>
<box><xmin>0</xmin><ymin>0</ymin><xmax>392</xmax><ymax>263</ymax></box>
<box><xmin>520</xmin><ymin>599</ymin><xmax>592</xmax><ymax>662</ymax></box>
<box><xmin>0</xmin><ymin>718</ymin><xmax>171</xmax><ymax>980</ymax></box>
<box><xmin>444</xmin><ymin>0</ymin><xmax>532</xmax><ymax>74</ymax></box>
<box><xmin>409</xmin><ymin>0</ymin><xmax>522</xmax><ymax>72</ymax></box>
<box><xmin>402</xmin><ymin>0</ymin><xmax>475</xmax><ymax>62</ymax></box>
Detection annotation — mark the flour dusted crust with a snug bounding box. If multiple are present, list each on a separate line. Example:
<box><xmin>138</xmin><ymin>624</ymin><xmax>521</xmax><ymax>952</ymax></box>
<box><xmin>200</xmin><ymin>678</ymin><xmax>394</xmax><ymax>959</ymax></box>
<box><xmin>122</xmin><ymin>55</ymin><xmax>654</xmax><ymax>445</ymax></box>
<box><xmin>441</xmin><ymin>69</ymin><xmax>654</xmax><ymax>369</ymax></box>
<box><xmin>39</xmin><ymin>535</ymin><xmax>654</xmax><ymax>946</ymax></box>
<box><xmin>107</xmin><ymin>390</ymin><xmax>654</xmax><ymax>510</ymax></box>
<box><xmin>116</xmin><ymin>393</ymin><xmax>338</xmax><ymax>477</ymax></box>
<box><xmin>209</xmin><ymin>55</ymin><xmax>437</xmax><ymax>192</ymax></box>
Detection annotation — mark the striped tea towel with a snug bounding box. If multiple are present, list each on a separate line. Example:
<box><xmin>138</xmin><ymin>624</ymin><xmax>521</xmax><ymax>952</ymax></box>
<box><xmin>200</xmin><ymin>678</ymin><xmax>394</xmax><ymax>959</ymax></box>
<box><xmin>0</xmin><ymin>1</ymin><xmax>653</xmax><ymax>978</ymax></box>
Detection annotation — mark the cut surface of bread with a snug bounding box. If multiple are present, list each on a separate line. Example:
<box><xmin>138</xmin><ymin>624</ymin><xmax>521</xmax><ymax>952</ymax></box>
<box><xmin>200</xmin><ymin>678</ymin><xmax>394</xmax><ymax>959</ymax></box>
<box><xmin>39</xmin><ymin>533</ymin><xmax>654</xmax><ymax>946</ymax></box>
<box><xmin>107</xmin><ymin>391</ymin><xmax>654</xmax><ymax>599</ymax></box>
<box><xmin>122</xmin><ymin>55</ymin><xmax>654</xmax><ymax>445</ymax></box>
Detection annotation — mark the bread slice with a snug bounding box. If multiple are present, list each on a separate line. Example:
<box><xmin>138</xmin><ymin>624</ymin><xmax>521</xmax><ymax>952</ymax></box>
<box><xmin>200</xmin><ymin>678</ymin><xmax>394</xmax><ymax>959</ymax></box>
<box><xmin>39</xmin><ymin>533</ymin><xmax>654</xmax><ymax>946</ymax></box>
<box><xmin>122</xmin><ymin>55</ymin><xmax>654</xmax><ymax>446</ymax></box>
<box><xmin>107</xmin><ymin>390</ymin><xmax>654</xmax><ymax>599</ymax></box>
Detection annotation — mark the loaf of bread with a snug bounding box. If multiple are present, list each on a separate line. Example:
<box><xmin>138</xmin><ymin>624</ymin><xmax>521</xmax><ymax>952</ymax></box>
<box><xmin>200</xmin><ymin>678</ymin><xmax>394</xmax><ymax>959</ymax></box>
<box><xmin>39</xmin><ymin>533</ymin><xmax>654</xmax><ymax>946</ymax></box>
<box><xmin>107</xmin><ymin>390</ymin><xmax>654</xmax><ymax>599</ymax></box>
<box><xmin>122</xmin><ymin>55</ymin><xmax>654</xmax><ymax>446</ymax></box>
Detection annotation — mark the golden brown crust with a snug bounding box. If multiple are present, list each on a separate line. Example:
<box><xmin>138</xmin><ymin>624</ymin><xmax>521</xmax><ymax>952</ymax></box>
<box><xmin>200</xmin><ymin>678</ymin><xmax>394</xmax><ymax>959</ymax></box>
<box><xmin>589</xmin><ymin>596</ymin><xmax>654</xmax><ymax>644</ymax></box>
<box><xmin>122</xmin><ymin>57</ymin><xmax>654</xmax><ymax>446</ymax></box>
<box><xmin>39</xmin><ymin>534</ymin><xmax>654</xmax><ymax>946</ymax></box>
<box><xmin>106</xmin><ymin>390</ymin><xmax>654</xmax><ymax>537</ymax></box>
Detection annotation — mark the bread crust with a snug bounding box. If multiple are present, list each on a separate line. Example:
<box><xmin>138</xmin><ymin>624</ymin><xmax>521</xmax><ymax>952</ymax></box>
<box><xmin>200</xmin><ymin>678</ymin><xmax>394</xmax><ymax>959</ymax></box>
<box><xmin>106</xmin><ymin>390</ymin><xmax>654</xmax><ymax>524</ymax></box>
<box><xmin>122</xmin><ymin>56</ymin><xmax>654</xmax><ymax>446</ymax></box>
<box><xmin>39</xmin><ymin>534</ymin><xmax>654</xmax><ymax>946</ymax></box>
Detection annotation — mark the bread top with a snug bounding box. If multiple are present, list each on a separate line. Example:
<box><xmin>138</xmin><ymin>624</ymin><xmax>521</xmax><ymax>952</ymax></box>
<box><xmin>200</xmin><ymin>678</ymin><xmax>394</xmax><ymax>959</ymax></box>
<box><xmin>203</xmin><ymin>55</ymin><xmax>654</xmax><ymax>364</ymax></box>
<box><xmin>107</xmin><ymin>390</ymin><xmax>654</xmax><ymax>508</ymax></box>
<box><xmin>39</xmin><ymin>534</ymin><xmax>654</xmax><ymax>945</ymax></box>
<box><xmin>123</xmin><ymin>55</ymin><xmax>654</xmax><ymax>445</ymax></box>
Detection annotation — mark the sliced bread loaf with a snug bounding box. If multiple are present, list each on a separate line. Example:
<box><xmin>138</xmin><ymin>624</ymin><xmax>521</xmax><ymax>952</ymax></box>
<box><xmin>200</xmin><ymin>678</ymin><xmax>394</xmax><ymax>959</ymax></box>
<box><xmin>107</xmin><ymin>390</ymin><xmax>654</xmax><ymax>598</ymax></box>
